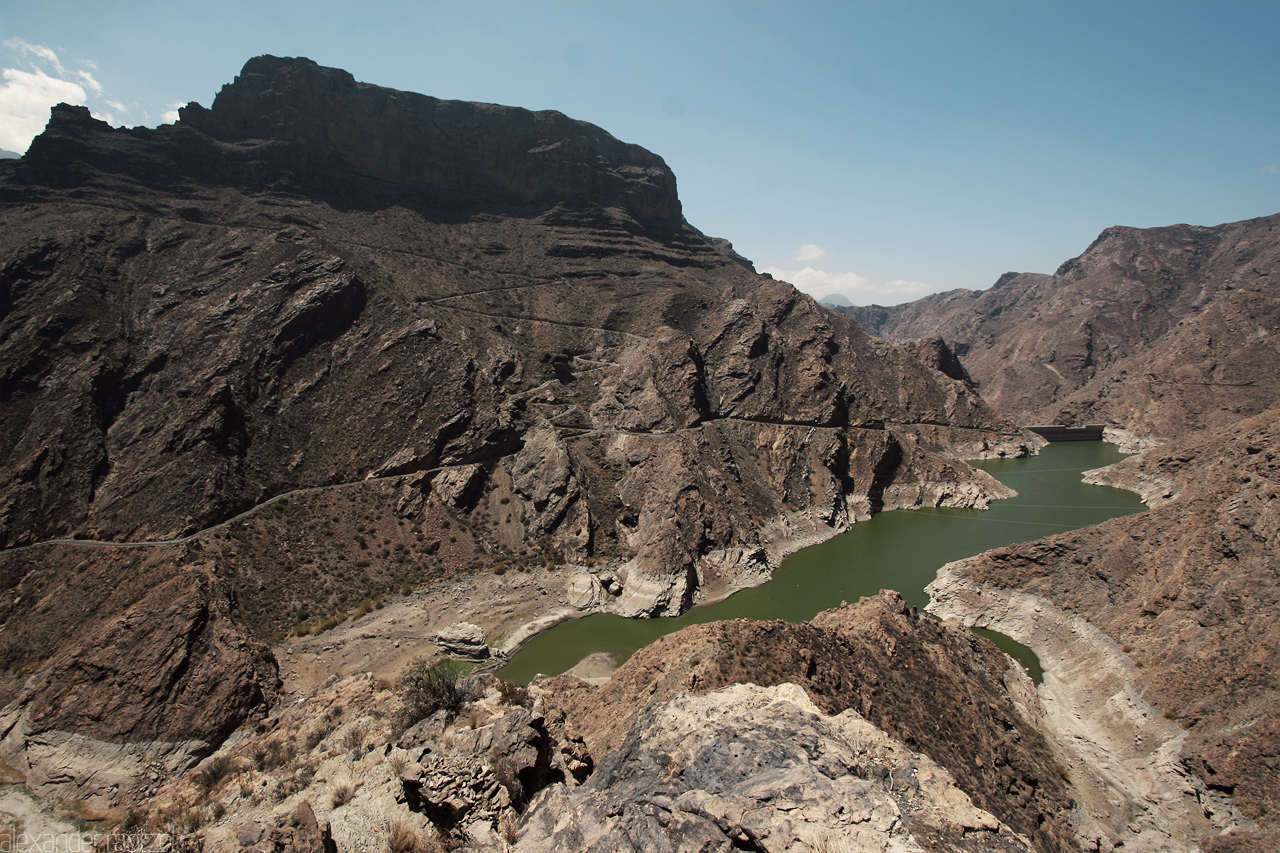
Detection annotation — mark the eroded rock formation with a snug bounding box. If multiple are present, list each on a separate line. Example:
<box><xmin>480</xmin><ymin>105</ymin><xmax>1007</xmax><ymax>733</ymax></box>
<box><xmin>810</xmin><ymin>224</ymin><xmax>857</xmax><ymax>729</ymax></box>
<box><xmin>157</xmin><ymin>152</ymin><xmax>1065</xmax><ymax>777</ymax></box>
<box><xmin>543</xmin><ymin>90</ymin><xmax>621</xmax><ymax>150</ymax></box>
<box><xmin>843</xmin><ymin>214</ymin><xmax>1280</xmax><ymax>439</ymax></box>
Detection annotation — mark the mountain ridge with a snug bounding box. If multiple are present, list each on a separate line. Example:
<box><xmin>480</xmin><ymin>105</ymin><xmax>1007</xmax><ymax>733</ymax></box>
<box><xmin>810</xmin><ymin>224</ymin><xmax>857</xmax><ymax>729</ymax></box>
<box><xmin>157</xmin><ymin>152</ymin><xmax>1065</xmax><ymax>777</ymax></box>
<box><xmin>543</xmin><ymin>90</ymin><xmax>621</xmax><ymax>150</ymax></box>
<box><xmin>839</xmin><ymin>212</ymin><xmax>1280</xmax><ymax>439</ymax></box>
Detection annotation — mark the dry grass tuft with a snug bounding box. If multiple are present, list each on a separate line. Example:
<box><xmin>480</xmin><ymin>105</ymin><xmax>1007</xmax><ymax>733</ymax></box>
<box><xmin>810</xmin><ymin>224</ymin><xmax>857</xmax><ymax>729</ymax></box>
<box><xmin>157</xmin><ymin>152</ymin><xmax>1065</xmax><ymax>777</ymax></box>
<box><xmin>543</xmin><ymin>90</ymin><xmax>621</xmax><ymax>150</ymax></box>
<box><xmin>330</xmin><ymin>780</ymin><xmax>357</xmax><ymax>808</ymax></box>
<box><xmin>385</xmin><ymin>819</ymin><xmax>424</xmax><ymax>853</ymax></box>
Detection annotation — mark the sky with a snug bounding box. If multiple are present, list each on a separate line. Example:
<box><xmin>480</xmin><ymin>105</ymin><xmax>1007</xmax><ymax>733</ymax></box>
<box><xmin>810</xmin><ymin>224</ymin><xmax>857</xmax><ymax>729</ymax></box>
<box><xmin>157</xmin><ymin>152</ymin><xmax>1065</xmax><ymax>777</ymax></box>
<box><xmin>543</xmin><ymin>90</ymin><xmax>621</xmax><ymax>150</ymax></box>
<box><xmin>2</xmin><ymin>2</ymin><xmax>1278</xmax><ymax>306</ymax></box>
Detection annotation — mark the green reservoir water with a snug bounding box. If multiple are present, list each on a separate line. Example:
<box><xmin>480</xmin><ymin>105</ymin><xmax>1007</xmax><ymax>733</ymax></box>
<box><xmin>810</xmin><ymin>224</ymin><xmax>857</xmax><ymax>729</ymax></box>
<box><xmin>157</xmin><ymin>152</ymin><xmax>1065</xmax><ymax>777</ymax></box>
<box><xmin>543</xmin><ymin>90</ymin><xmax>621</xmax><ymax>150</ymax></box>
<box><xmin>497</xmin><ymin>441</ymin><xmax>1146</xmax><ymax>685</ymax></box>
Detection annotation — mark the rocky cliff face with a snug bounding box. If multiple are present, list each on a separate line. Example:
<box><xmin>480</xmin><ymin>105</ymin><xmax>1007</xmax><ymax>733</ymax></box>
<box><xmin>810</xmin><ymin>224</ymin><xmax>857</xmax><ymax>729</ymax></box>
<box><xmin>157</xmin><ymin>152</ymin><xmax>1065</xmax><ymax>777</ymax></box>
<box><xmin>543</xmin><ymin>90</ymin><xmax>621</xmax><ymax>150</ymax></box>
<box><xmin>843</xmin><ymin>215</ymin><xmax>1280</xmax><ymax>439</ymax></box>
<box><xmin>0</xmin><ymin>56</ymin><xmax>1021</xmax><ymax>798</ymax></box>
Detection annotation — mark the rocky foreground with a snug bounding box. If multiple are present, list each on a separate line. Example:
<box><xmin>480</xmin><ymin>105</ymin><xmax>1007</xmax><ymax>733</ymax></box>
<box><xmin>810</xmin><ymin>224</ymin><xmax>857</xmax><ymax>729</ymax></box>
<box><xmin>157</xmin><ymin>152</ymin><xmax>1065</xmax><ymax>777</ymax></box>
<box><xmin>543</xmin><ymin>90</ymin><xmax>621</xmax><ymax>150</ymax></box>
<box><xmin>90</xmin><ymin>594</ymin><xmax>1059</xmax><ymax>853</ymax></box>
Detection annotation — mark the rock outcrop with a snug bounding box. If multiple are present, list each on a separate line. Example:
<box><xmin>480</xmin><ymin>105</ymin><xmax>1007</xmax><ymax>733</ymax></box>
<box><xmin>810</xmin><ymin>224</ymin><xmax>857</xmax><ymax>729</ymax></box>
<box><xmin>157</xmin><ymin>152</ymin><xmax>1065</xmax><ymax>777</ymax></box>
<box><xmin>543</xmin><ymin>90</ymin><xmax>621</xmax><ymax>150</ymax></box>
<box><xmin>539</xmin><ymin>592</ymin><xmax>1077</xmax><ymax>853</ymax></box>
<box><xmin>434</xmin><ymin>622</ymin><xmax>491</xmax><ymax>660</ymax></box>
<box><xmin>515</xmin><ymin>683</ymin><xmax>1036</xmax><ymax>853</ymax></box>
<box><xmin>842</xmin><ymin>214</ymin><xmax>1280</xmax><ymax>440</ymax></box>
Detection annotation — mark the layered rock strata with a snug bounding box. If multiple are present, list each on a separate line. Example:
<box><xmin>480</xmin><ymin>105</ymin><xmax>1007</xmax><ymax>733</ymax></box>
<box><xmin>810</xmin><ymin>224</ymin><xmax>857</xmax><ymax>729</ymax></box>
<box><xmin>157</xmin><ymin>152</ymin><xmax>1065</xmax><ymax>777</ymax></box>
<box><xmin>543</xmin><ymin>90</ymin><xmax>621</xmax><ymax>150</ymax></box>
<box><xmin>843</xmin><ymin>214</ymin><xmax>1280</xmax><ymax>440</ymax></box>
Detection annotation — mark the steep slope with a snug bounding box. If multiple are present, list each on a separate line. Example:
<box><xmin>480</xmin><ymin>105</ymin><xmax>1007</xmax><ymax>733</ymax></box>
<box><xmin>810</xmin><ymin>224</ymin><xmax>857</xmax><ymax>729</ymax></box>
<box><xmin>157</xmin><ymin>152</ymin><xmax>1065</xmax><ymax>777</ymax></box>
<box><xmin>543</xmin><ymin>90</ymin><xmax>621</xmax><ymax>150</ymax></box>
<box><xmin>0</xmin><ymin>56</ymin><xmax>1021</xmax><ymax>799</ymax></box>
<box><xmin>844</xmin><ymin>214</ymin><xmax>1280</xmax><ymax>439</ymax></box>
<box><xmin>929</xmin><ymin>410</ymin><xmax>1280</xmax><ymax>851</ymax></box>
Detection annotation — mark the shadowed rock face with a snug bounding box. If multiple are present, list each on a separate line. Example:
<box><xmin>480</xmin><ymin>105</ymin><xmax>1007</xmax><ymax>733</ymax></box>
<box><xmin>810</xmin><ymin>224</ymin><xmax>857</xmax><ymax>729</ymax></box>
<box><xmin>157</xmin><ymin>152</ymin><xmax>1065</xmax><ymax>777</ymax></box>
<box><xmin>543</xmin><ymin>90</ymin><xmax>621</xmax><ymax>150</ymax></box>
<box><xmin>842</xmin><ymin>214</ymin><xmax>1280</xmax><ymax>439</ymax></box>
<box><xmin>0</xmin><ymin>56</ymin><xmax>1017</xmax><ymax>759</ymax></box>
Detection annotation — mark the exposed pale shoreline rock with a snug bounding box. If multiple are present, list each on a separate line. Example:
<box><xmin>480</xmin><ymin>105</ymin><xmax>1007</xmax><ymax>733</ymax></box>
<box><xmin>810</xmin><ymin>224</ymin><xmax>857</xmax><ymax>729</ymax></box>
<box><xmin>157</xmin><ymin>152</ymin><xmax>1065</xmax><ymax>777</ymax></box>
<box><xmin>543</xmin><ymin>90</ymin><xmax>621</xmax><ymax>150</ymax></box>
<box><xmin>927</xmin><ymin>562</ymin><xmax>1253</xmax><ymax>852</ymax></box>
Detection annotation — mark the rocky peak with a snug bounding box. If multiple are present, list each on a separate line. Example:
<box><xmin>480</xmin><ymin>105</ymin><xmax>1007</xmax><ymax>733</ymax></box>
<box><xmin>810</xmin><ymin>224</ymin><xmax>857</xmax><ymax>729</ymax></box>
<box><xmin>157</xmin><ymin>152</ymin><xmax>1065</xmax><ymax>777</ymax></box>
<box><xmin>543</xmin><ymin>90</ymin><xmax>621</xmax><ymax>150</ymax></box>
<box><xmin>171</xmin><ymin>55</ymin><xmax>682</xmax><ymax>226</ymax></box>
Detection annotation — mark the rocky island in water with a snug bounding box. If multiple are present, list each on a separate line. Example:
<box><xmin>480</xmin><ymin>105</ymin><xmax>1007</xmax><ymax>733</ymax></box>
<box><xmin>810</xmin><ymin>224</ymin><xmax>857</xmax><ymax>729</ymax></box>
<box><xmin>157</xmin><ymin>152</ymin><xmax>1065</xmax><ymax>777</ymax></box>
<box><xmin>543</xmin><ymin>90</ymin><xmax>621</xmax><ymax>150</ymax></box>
<box><xmin>0</xmin><ymin>56</ymin><xmax>1276</xmax><ymax>852</ymax></box>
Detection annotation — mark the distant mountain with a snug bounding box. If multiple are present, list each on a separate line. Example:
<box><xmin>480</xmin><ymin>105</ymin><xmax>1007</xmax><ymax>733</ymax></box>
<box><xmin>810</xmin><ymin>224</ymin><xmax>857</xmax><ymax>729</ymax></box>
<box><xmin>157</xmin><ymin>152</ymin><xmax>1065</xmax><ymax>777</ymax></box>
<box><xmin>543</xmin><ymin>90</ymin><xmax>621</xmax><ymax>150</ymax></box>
<box><xmin>0</xmin><ymin>149</ymin><xmax>21</xmax><ymax>159</ymax></box>
<box><xmin>839</xmin><ymin>215</ymin><xmax>1280</xmax><ymax>439</ymax></box>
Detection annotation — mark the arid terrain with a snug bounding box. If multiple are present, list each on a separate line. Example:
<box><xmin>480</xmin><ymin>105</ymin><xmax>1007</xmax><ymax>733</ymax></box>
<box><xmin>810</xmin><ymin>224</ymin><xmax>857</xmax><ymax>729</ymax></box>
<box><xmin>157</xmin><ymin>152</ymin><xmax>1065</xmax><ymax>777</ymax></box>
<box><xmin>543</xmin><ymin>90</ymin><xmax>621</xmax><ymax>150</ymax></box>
<box><xmin>1</xmin><ymin>55</ymin><xmax>1277</xmax><ymax>853</ymax></box>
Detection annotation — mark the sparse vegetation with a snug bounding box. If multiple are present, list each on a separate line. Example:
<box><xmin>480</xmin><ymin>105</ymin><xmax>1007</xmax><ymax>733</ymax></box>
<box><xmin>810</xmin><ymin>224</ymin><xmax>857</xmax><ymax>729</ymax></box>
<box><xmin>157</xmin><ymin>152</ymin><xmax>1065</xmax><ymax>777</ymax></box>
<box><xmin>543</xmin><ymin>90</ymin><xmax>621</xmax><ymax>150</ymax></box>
<box><xmin>496</xmin><ymin>680</ymin><xmax>529</xmax><ymax>707</ymax></box>
<box><xmin>191</xmin><ymin>754</ymin><xmax>235</xmax><ymax>794</ymax></box>
<box><xmin>385</xmin><ymin>819</ymin><xmax>425</xmax><ymax>853</ymax></box>
<box><xmin>498</xmin><ymin>811</ymin><xmax>518</xmax><ymax>845</ymax></box>
<box><xmin>331</xmin><ymin>780</ymin><xmax>357</xmax><ymax>808</ymax></box>
<box><xmin>341</xmin><ymin>722</ymin><xmax>367</xmax><ymax>751</ymax></box>
<box><xmin>397</xmin><ymin>658</ymin><xmax>468</xmax><ymax>732</ymax></box>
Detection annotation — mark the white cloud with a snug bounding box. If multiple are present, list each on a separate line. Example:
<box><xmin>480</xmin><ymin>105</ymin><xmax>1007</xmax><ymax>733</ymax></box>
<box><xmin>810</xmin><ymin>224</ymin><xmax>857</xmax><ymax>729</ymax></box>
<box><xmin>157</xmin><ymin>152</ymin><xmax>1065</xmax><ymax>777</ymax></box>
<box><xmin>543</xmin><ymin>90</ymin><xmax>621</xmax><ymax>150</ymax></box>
<box><xmin>75</xmin><ymin>69</ymin><xmax>104</xmax><ymax>96</ymax></box>
<box><xmin>0</xmin><ymin>67</ymin><xmax>86</xmax><ymax>153</ymax></box>
<box><xmin>793</xmin><ymin>243</ymin><xmax>826</xmax><ymax>262</ymax></box>
<box><xmin>0</xmin><ymin>40</ymin><xmax>113</xmax><ymax>153</ymax></box>
<box><xmin>7</xmin><ymin>39</ymin><xmax>66</xmax><ymax>74</ymax></box>
<box><xmin>763</xmin><ymin>264</ymin><xmax>937</xmax><ymax>307</ymax></box>
<box><xmin>1264</xmin><ymin>164</ymin><xmax>1280</xmax><ymax>176</ymax></box>
<box><xmin>161</xmin><ymin>100</ymin><xmax>186</xmax><ymax>124</ymax></box>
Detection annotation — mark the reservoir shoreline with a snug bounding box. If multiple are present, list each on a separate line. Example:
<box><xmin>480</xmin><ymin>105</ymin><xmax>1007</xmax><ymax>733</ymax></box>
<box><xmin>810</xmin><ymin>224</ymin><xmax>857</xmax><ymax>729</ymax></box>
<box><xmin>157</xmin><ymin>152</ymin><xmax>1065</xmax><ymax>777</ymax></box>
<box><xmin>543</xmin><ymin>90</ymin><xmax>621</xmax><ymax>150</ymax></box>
<box><xmin>497</xmin><ymin>440</ymin><xmax>1147</xmax><ymax>685</ymax></box>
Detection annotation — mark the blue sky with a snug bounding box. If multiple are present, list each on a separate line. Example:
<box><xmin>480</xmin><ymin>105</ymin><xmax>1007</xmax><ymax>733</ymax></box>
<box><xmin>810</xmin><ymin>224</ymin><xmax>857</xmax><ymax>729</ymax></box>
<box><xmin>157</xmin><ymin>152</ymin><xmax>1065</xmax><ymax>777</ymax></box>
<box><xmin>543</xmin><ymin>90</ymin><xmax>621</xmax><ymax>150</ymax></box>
<box><xmin>3</xmin><ymin>1</ymin><xmax>1278</xmax><ymax>305</ymax></box>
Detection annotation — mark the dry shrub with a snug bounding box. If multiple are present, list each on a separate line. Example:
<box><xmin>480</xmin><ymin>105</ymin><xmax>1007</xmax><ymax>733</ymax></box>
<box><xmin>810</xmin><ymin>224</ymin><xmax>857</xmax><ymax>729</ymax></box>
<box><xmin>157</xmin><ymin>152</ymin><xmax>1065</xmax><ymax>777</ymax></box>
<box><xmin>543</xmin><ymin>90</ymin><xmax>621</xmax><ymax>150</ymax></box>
<box><xmin>385</xmin><ymin>819</ymin><xmax>423</xmax><ymax>853</ymax></box>
<box><xmin>331</xmin><ymin>780</ymin><xmax>357</xmax><ymax>808</ymax></box>
<box><xmin>498</xmin><ymin>811</ymin><xmax>519</xmax><ymax>845</ymax></box>
<box><xmin>341</xmin><ymin>722</ymin><xmax>367</xmax><ymax>751</ymax></box>
<box><xmin>155</xmin><ymin>799</ymin><xmax>209</xmax><ymax>835</ymax></box>
<box><xmin>252</xmin><ymin>737</ymin><xmax>296</xmax><ymax>771</ymax></box>
<box><xmin>496</xmin><ymin>681</ymin><xmax>529</xmax><ymax>707</ymax></box>
<box><xmin>397</xmin><ymin>658</ymin><xmax>466</xmax><ymax>732</ymax></box>
<box><xmin>192</xmin><ymin>754</ymin><xmax>235</xmax><ymax>793</ymax></box>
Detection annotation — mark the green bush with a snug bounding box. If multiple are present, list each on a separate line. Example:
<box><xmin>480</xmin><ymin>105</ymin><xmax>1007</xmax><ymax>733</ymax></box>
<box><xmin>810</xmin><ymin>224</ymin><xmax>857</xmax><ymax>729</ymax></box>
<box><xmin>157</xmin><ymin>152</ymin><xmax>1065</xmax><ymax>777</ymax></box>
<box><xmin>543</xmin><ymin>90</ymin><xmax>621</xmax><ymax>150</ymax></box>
<box><xmin>397</xmin><ymin>658</ymin><xmax>467</xmax><ymax>731</ymax></box>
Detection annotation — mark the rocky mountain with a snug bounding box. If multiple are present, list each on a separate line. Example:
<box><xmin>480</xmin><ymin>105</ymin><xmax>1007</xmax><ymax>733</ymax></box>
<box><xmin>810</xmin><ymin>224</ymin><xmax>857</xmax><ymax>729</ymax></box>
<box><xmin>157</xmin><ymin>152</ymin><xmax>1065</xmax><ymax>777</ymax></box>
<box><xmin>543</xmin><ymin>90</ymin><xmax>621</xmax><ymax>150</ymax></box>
<box><xmin>838</xmin><ymin>214</ymin><xmax>1280</xmax><ymax>850</ymax></box>
<box><xmin>843</xmin><ymin>214</ymin><xmax>1280</xmax><ymax>439</ymax></box>
<box><xmin>0</xmin><ymin>55</ymin><xmax>1030</xmax><ymax>826</ymax></box>
<box><xmin>929</xmin><ymin>409</ymin><xmax>1280</xmax><ymax>851</ymax></box>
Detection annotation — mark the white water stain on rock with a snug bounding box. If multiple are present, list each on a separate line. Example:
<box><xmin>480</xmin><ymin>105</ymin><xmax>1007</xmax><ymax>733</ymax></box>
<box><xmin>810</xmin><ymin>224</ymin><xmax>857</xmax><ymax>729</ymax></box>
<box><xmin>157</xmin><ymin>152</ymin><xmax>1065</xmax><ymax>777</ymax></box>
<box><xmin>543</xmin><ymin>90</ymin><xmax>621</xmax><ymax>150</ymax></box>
<box><xmin>927</xmin><ymin>563</ymin><xmax>1255</xmax><ymax>852</ymax></box>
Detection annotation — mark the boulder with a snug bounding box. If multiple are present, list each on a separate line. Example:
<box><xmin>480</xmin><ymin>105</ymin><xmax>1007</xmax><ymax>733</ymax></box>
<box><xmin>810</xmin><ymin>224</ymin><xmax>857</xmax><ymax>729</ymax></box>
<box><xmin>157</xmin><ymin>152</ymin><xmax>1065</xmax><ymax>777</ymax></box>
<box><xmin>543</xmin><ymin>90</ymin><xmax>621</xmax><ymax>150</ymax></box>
<box><xmin>435</xmin><ymin>622</ymin><xmax>490</xmax><ymax>660</ymax></box>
